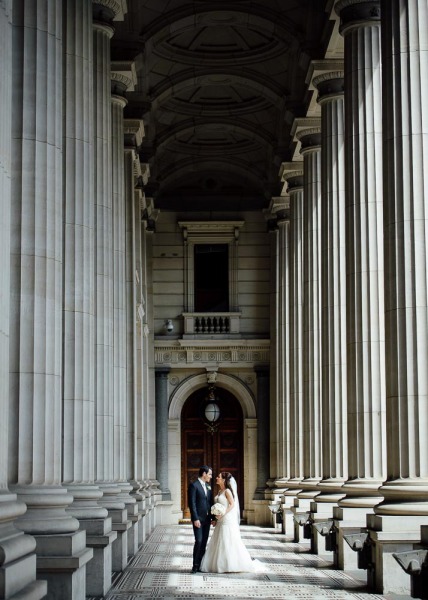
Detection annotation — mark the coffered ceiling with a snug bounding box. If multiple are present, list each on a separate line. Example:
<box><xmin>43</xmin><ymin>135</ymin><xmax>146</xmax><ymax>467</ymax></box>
<box><xmin>112</xmin><ymin>0</ymin><xmax>334</xmax><ymax>211</ymax></box>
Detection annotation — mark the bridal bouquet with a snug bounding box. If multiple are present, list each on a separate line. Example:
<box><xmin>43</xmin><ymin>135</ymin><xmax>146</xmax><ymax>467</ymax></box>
<box><xmin>211</xmin><ymin>503</ymin><xmax>226</xmax><ymax>518</ymax></box>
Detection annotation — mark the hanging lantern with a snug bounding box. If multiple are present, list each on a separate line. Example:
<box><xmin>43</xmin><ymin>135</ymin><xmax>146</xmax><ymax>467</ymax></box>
<box><xmin>204</xmin><ymin>401</ymin><xmax>220</xmax><ymax>423</ymax></box>
<box><xmin>202</xmin><ymin>385</ymin><xmax>222</xmax><ymax>434</ymax></box>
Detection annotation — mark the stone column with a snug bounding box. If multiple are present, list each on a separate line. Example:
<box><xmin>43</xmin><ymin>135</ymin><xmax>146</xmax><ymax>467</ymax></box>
<box><xmin>310</xmin><ymin>71</ymin><xmax>348</xmax><ymax>542</ymax></box>
<box><xmin>301</xmin><ymin>127</ymin><xmax>323</xmax><ymax>489</ymax></box>
<box><xmin>268</xmin><ymin>219</ymin><xmax>279</xmax><ymax>498</ymax></box>
<box><xmin>281</xmin><ymin>168</ymin><xmax>305</xmax><ymax>535</ymax></box>
<box><xmin>271</xmin><ymin>203</ymin><xmax>291</xmax><ymax>495</ymax></box>
<box><xmin>334</xmin><ymin>0</ymin><xmax>386</xmax><ymax>572</ymax></box>
<box><xmin>124</xmin><ymin>133</ymin><xmax>146</xmax><ymax>552</ymax></box>
<box><xmin>110</xmin><ymin>68</ymin><xmax>138</xmax><ymax>569</ymax></box>
<box><xmin>93</xmin><ymin>9</ymin><xmax>117</xmax><ymax>506</ymax></box>
<box><xmin>138</xmin><ymin>195</ymin><xmax>154</xmax><ymax>539</ymax></box>
<box><xmin>288</xmin><ymin>127</ymin><xmax>323</xmax><ymax>541</ymax></box>
<box><xmin>254</xmin><ymin>367</ymin><xmax>270</xmax><ymax>499</ymax></box>
<box><xmin>92</xmin><ymin>4</ymin><xmax>128</xmax><ymax>577</ymax></box>
<box><xmin>131</xmin><ymin>164</ymin><xmax>151</xmax><ymax>542</ymax></box>
<box><xmin>366</xmin><ymin>1</ymin><xmax>428</xmax><ymax>594</ymax></box>
<box><xmin>0</xmin><ymin>3</ymin><xmax>46</xmax><ymax>598</ymax></box>
<box><xmin>63</xmin><ymin>2</ymin><xmax>116</xmax><ymax>596</ymax></box>
<box><xmin>111</xmin><ymin>87</ymin><xmax>129</xmax><ymax>491</ymax></box>
<box><xmin>144</xmin><ymin>219</ymin><xmax>159</xmax><ymax>531</ymax></box>
<box><xmin>155</xmin><ymin>368</ymin><xmax>172</xmax><ymax>500</ymax></box>
<box><xmin>9</xmin><ymin>2</ymin><xmax>93</xmax><ymax>597</ymax></box>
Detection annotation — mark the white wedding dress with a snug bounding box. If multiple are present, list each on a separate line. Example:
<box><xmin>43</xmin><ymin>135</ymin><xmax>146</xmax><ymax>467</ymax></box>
<box><xmin>200</xmin><ymin>492</ymin><xmax>263</xmax><ymax>573</ymax></box>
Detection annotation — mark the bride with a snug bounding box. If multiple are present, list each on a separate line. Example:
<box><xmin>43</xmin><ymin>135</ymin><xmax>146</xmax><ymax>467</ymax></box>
<box><xmin>200</xmin><ymin>471</ymin><xmax>263</xmax><ymax>573</ymax></box>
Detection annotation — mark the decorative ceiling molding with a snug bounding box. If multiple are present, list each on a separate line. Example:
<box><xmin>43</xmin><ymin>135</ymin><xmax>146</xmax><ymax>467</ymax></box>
<box><xmin>149</xmin><ymin>68</ymin><xmax>287</xmax><ymax>108</ymax></box>
<box><xmin>111</xmin><ymin>0</ymin><xmax>337</xmax><ymax>210</ymax></box>
<box><xmin>141</xmin><ymin>4</ymin><xmax>304</xmax><ymax>46</ymax></box>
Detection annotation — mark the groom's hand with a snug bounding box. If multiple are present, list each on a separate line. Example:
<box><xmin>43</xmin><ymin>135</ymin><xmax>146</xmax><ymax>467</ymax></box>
<box><xmin>193</xmin><ymin>520</ymin><xmax>201</xmax><ymax>528</ymax></box>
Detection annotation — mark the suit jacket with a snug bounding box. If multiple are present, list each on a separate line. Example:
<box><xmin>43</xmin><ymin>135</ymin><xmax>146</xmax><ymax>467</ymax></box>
<box><xmin>188</xmin><ymin>479</ymin><xmax>213</xmax><ymax>523</ymax></box>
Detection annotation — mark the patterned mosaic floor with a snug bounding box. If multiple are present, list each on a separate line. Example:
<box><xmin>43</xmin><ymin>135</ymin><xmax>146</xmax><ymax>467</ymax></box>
<box><xmin>101</xmin><ymin>524</ymin><xmax>400</xmax><ymax>600</ymax></box>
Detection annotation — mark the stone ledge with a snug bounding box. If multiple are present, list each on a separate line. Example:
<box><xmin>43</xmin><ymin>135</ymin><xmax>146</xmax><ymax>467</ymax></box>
<box><xmin>86</xmin><ymin>530</ymin><xmax>117</xmax><ymax>547</ymax></box>
<box><xmin>37</xmin><ymin>547</ymin><xmax>93</xmax><ymax>572</ymax></box>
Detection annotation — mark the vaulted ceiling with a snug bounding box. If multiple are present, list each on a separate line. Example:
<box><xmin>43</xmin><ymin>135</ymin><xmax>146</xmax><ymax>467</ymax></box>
<box><xmin>112</xmin><ymin>0</ymin><xmax>334</xmax><ymax>211</ymax></box>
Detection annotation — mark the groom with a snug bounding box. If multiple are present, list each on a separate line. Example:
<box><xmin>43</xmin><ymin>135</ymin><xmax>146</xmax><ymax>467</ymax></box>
<box><xmin>188</xmin><ymin>465</ymin><xmax>214</xmax><ymax>573</ymax></box>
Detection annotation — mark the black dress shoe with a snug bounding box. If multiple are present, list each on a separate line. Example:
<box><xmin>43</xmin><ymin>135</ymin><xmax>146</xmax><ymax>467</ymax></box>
<box><xmin>191</xmin><ymin>566</ymin><xmax>199</xmax><ymax>573</ymax></box>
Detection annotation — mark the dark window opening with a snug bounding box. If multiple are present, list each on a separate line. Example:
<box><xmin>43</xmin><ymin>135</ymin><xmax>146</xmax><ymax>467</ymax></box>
<box><xmin>194</xmin><ymin>244</ymin><xmax>229</xmax><ymax>312</ymax></box>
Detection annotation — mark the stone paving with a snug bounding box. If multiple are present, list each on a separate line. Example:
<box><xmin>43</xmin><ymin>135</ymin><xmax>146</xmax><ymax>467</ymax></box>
<box><xmin>101</xmin><ymin>524</ymin><xmax>396</xmax><ymax>600</ymax></box>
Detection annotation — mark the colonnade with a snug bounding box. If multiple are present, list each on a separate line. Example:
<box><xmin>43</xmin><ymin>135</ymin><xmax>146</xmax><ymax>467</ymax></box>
<box><xmin>272</xmin><ymin>0</ymin><xmax>428</xmax><ymax>594</ymax></box>
<box><xmin>0</xmin><ymin>1</ymin><xmax>158</xmax><ymax>598</ymax></box>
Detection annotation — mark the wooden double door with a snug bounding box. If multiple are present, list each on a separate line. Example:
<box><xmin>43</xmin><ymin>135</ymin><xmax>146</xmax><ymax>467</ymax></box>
<box><xmin>181</xmin><ymin>387</ymin><xmax>243</xmax><ymax>519</ymax></box>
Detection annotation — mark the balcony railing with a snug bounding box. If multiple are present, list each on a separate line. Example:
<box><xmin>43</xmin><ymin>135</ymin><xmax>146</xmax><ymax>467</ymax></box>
<box><xmin>182</xmin><ymin>312</ymin><xmax>241</xmax><ymax>336</ymax></box>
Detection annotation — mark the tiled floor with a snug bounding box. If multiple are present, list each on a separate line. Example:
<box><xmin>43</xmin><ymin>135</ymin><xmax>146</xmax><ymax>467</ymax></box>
<box><xmin>102</xmin><ymin>524</ymin><xmax>394</xmax><ymax>600</ymax></box>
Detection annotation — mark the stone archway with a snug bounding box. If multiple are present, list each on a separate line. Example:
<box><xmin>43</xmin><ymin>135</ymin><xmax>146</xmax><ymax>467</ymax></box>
<box><xmin>168</xmin><ymin>373</ymin><xmax>258</xmax><ymax>522</ymax></box>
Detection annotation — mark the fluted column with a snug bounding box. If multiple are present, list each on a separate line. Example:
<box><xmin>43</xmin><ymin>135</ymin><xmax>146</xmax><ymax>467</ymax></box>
<box><xmin>364</xmin><ymin>2</ymin><xmax>428</xmax><ymax>594</ymax></box>
<box><xmin>314</xmin><ymin>72</ymin><xmax>348</xmax><ymax>499</ymax></box>
<box><xmin>297</xmin><ymin>128</ymin><xmax>323</xmax><ymax>490</ymax></box>
<box><xmin>336</xmin><ymin>0</ymin><xmax>386</xmax><ymax>509</ymax></box>
<box><xmin>0</xmin><ymin>3</ymin><xmax>45</xmax><ymax>598</ymax></box>
<box><xmin>124</xmin><ymin>140</ymin><xmax>147</xmax><ymax>551</ymax></box>
<box><xmin>9</xmin><ymin>0</ymin><xmax>78</xmax><ymax>536</ymax></box>
<box><xmin>63</xmin><ymin>0</ymin><xmax>106</xmax><ymax>522</ymax></box>
<box><xmin>362</xmin><ymin>2</ymin><xmax>428</xmax><ymax>593</ymax></box>
<box><xmin>285</xmin><ymin>171</ymin><xmax>305</xmax><ymax>489</ymax></box>
<box><xmin>275</xmin><ymin>209</ymin><xmax>291</xmax><ymax>487</ymax></box>
<box><xmin>9</xmin><ymin>2</ymin><xmax>96</xmax><ymax>596</ymax></box>
<box><xmin>93</xmin><ymin>11</ymin><xmax>120</xmax><ymax>510</ymax></box>
<box><xmin>376</xmin><ymin>0</ymin><xmax>428</xmax><ymax>518</ymax></box>
<box><xmin>111</xmin><ymin>91</ymin><xmax>129</xmax><ymax>491</ymax></box>
<box><xmin>124</xmin><ymin>147</ymin><xmax>139</xmax><ymax>494</ymax></box>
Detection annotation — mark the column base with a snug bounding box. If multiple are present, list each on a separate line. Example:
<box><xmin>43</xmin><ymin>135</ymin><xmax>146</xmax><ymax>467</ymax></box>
<box><xmin>333</xmin><ymin>505</ymin><xmax>374</xmax><ymax>571</ymax></box>
<box><xmin>8</xmin><ymin>580</ymin><xmax>47</xmax><ymax>600</ymax></box>
<box><xmin>310</xmin><ymin>493</ymin><xmax>345</xmax><ymax>554</ymax></box>
<box><xmin>109</xmin><ymin>508</ymin><xmax>131</xmax><ymax>572</ymax></box>
<box><xmin>35</xmin><ymin>530</ymin><xmax>93</xmax><ymax>600</ymax></box>
<box><xmin>127</xmin><ymin>512</ymin><xmax>141</xmax><ymax>559</ymax></box>
<box><xmin>281</xmin><ymin>488</ymin><xmax>302</xmax><ymax>536</ymax></box>
<box><xmin>0</xmin><ymin>492</ymin><xmax>46</xmax><ymax>600</ymax></box>
<box><xmin>292</xmin><ymin>492</ymin><xmax>319</xmax><ymax>543</ymax></box>
<box><xmin>1</xmin><ymin>545</ymin><xmax>47</xmax><ymax>600</ymax></box>
<box><xmin>367</xmin><ymin>513</ymin><xmax>428</xmax><ymax>595</ymax></box>
<box><xmin>251</xmin><ymin>500</ymin><xmax>272</xmax><ymax>526</ymax></box>
<box><xmin>80</xmin><ymin>517</ymin><xmax>117</xmax><ymax>597</ymax></box>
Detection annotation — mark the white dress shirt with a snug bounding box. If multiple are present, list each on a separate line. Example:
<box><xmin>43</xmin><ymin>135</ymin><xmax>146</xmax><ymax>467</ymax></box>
<box><xmin>198</xmin><ymin>478</ymin><xmax>207</xmax><ymax>495</ymax></box>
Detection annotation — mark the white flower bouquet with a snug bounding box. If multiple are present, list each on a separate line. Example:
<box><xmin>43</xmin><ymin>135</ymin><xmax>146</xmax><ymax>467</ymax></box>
<box><xmin>211</xmin><ymin>503</ymin><xmax>226</xmax><ymax>518</ymax></box>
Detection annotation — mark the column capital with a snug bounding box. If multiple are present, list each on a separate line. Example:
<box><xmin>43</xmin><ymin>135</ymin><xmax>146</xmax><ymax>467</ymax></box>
<box><xmin>92</xmin><ymin>20</ymin><xmax>114</xmax><ymax>38</ymax></box>
<box><xmin>124</xmin><ymin>119</ymin><xmax>145</xmax><ymax>149</ymax></box>
<box><xmin>313</xmin><ymin>71</ymin><xmax>344</xmax><ymax>104</ymax></box>
<box><xmin>111</xmin><ymin>61</ymin><xmax>137</xmax><ymax>94</ymax></box>
<box><xmin>306</xmin><ymin>59</ymin><xmax>344</xmax><ymax>115</ymax></box>
<box><xmin>291</xmin><ymin>117</ymin><xmax>321</xmax><ymax>159</ymax></box>
<box><xmin>265</xmin><ymin>197</ymin><xmax>290</xmax><ymax>222</ymax></box>
<box><xmin>111</xmin><ymin>93</ymin><xmax>128</xmax><ymax>109</ymax></box>
<box><xmin>282</xmin><ymin>164</ymin><xmax>304</xmax><ymax>195</ymax></box>
<box><xmin>335</xmin><ymin>0</ymin><xmax>380</xmax><ymax>35</ymax></box>
<box><xmin>295</xmin><ymin>127</ymin><xmax>321</xmax><ymax>155</ymax></box>
<box><xmin>93</xmin><ymin>0</ymin><xmax>127</xmax><ymax>23</ymax></box>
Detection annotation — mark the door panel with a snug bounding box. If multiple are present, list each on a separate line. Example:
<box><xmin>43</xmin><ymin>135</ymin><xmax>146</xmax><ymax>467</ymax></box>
<box><xmin>181</xmin><ymin>387</ymin><xmax>243</xmax><ymax>519</ymax></box>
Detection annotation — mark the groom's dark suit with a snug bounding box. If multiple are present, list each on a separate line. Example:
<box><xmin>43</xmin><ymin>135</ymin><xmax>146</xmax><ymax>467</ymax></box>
<box><xmin>188</xmin><ymin>479</ymin><xmax>213</xmax><ymax>571</ymax></box>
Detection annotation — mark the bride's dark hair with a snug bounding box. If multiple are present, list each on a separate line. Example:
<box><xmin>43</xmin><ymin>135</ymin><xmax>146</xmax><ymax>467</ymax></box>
<box><xmin>220</xmin><ymin>472</ymin><xmax>235</xmax><ymax>498</ymax></box>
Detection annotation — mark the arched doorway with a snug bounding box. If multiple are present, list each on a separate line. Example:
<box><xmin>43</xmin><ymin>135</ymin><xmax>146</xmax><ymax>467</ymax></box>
<box><xmin>181</xmin><ymin>386</ymin><xmax>244</xmax><ymax>519</ymax></box>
